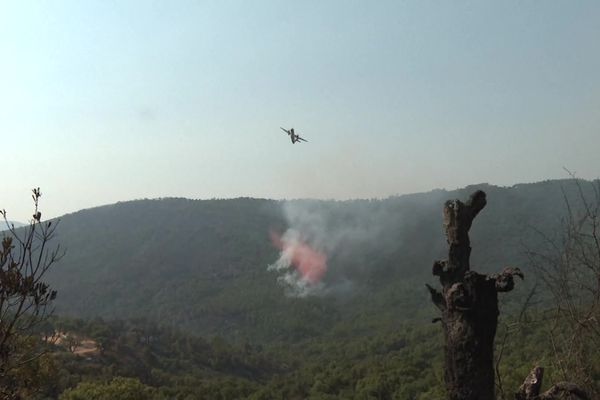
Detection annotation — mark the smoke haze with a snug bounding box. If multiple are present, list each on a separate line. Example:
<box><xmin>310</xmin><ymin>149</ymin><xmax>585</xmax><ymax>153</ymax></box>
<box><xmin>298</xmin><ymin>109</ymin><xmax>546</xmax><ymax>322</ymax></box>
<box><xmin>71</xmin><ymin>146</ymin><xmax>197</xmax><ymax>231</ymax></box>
<box><xmin>267</xmin><ymin>196</ymin><xmax>442</xmax><ymax>297</ymax></box>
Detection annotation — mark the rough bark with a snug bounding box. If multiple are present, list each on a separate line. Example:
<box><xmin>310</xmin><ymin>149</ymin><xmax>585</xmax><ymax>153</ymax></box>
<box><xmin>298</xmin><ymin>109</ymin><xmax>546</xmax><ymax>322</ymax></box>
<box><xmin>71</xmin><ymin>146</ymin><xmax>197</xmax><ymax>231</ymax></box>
<box><xmin>515</xmin><ymin>366</ymin><xmax>589</xmax><ymax>400</ymax></box>
<box><xmin>428</xmin><ymin>190</ymin><xmax>523</xmax><ymax>400</ymax></box>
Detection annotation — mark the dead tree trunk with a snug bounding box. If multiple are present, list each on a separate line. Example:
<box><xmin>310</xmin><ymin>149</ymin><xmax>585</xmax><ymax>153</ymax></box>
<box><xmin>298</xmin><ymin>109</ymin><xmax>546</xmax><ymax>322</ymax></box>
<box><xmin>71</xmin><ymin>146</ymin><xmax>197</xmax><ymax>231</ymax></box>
<box><xmin>427</xmin><ymin>190</ymin><xmax>523</xmax><ymax>400</ymax></box>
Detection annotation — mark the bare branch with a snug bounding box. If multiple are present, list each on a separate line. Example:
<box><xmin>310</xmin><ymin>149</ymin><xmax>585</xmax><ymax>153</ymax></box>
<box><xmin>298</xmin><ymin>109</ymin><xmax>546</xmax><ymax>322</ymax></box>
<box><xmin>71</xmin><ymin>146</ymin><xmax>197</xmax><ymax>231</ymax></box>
<box><xmin>0</xmin><ymin>188</ymin><xmax>61</xmax><ymax>398</ymax></box>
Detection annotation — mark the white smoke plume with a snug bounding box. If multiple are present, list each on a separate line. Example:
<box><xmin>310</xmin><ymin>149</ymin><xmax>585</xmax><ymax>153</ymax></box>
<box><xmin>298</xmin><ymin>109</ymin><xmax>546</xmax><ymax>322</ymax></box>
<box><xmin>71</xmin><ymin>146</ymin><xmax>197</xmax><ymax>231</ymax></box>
<box><xmin>268</xmin><ymin>198</ymin><xmax>413</xmax><ymax>297</ymax></box>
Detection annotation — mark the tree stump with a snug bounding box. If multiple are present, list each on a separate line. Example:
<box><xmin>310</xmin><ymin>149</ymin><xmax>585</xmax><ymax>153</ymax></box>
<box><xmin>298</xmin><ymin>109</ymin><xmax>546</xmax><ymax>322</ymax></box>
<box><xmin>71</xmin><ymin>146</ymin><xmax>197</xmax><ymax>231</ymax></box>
<box><xmin>515</xmin><ymin>366</ymin><xmax>590</xmax><ymax>400</ymax></box>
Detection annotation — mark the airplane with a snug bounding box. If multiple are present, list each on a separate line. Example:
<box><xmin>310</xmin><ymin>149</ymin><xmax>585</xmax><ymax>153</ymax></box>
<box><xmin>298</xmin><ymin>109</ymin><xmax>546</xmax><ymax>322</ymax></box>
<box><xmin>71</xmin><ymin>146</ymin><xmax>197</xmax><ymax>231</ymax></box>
<box><xmin>280</xmin><ymin>127</ymin><xmax>308</xmax><ymax>144</ymax></box>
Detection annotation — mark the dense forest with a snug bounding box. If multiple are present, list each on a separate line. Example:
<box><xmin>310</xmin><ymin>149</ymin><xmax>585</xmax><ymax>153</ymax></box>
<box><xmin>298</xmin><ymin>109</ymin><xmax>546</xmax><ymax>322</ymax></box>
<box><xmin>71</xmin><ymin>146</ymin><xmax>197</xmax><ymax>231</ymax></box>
<box><xmin>4</xmin><ymin>179</ymin><xmax>600</xmax><ymax>398</ymax></box>
<box><xmin>27</xmin><ymin>311</ymin><xmax>588</xmax><ymax>400</ymax></box>
<box><xmin>47</xmin><ymin>180</ymin><xmax>583</xmax><ymax>340</ymax></box>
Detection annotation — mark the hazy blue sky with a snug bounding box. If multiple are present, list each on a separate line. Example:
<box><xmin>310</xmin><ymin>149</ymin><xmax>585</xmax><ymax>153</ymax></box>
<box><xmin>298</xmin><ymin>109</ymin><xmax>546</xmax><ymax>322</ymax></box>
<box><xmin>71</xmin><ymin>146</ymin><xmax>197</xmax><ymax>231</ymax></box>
<box><xmin>1</xmin><ymin>1</ymin><xmax>599</xmax><ymax>220</ymax></box>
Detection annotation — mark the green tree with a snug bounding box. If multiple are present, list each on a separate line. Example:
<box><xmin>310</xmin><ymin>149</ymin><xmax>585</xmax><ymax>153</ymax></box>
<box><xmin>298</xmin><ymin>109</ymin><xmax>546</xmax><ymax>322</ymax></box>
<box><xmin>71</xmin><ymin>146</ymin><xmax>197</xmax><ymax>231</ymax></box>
<box><xmin>59</xmin><ymin>377</ymin><xmax>158</xmax><ymax>400</ymax></box>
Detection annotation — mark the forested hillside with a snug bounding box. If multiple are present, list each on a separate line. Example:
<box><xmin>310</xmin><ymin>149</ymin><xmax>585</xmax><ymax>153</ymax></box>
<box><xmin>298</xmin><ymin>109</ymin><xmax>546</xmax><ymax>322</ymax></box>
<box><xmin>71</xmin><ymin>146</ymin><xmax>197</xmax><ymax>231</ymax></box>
<box><xmin>33</xmin><ymin>312</ymin><xmax>585</xmax><ymax>399</ymax></box>
<box><xmin>46</xmin><ymin>179</ymin><xmax>595</xmax><ymax>343</ymax></box>
<box><xmin>4</xmin><ymin>179</ymin><xmax>597</xmax><ymax>399</ymax></box>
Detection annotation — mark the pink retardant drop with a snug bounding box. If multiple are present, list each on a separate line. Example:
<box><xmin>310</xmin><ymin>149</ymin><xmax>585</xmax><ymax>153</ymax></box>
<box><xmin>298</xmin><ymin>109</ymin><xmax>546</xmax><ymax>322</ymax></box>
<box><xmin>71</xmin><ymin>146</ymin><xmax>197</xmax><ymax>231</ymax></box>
<box><xmin>270</xmin><ymin>230</ymin><xmax>327</xmax><ymax>284</ymax></box>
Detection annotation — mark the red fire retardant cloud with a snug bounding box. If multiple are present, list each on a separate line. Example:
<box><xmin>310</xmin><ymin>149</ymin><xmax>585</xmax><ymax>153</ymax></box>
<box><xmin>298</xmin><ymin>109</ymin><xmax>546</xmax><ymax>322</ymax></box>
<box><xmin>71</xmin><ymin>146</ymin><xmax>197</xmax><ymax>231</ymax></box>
<box><xmin>270</xmin><ymin>231</ymin><xmax>327</xmax><ymax>284</ymax></box>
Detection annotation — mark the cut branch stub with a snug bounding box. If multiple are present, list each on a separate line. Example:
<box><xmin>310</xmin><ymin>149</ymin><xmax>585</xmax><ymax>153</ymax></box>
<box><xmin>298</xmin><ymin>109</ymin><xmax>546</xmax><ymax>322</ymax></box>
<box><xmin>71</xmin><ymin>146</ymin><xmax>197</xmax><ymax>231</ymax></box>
<box><xmin>432</xmin><ymin>260</ymin><xmax>448</xmax><ymax>277</ymax></box>
<box><xmin>426</xmin><ymin>283</ymin><xmax>446</xmax><ymax>311</ymax></box>
<box><xmin>492</xmin><ymin>267</ymin><xmax>524</xmax><ymax>292</ymax></box>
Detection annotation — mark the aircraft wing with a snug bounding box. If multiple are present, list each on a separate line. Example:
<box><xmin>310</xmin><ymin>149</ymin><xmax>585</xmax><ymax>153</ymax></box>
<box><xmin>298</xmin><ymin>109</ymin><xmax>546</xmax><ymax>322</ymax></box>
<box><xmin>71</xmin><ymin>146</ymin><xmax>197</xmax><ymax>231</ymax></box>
<box><xmin>280</xmin><ymin>127</ymin><xmax>290</xmax><ymax>135</ymax></box>
<box><xmin>298</xmin><ymin>136</ymin><xmax>308</xmax><ymax>142</ymax></box>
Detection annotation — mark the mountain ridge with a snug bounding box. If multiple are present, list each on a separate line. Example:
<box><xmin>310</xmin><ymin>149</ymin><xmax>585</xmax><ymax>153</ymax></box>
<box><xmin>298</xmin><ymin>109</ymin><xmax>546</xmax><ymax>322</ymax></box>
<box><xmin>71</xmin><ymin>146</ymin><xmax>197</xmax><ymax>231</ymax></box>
<box><xmin>43</xmin><ymin>178</ymin><xmax>597</xmax><ymax>342</ymax></box>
